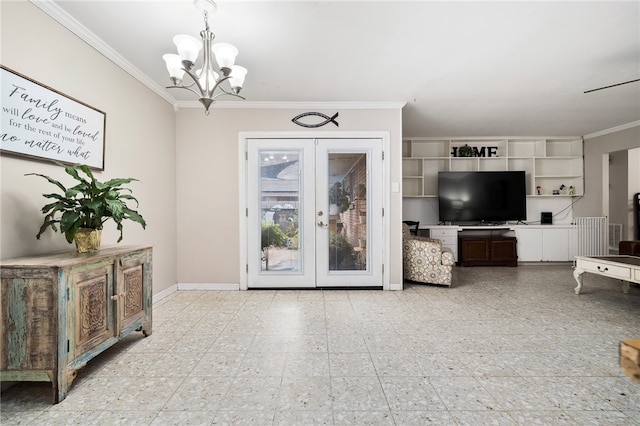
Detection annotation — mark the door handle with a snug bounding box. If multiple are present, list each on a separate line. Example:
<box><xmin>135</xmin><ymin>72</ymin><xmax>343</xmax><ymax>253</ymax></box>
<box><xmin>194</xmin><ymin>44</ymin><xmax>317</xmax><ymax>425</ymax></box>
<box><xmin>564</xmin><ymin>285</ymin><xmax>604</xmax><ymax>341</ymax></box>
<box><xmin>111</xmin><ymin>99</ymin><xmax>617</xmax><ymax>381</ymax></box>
<box><xmin>317</xmin><ymin>221</ymin><xmax>328</xmax><ymax>228</ymax></box>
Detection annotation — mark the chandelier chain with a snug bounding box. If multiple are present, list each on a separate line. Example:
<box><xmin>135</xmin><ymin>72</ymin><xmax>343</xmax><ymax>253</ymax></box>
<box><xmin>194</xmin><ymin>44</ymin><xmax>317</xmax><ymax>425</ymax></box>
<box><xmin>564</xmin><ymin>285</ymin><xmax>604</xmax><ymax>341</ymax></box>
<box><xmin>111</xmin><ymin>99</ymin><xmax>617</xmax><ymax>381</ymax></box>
<box><xmin>203</xmin><ymin>10</ymin><xmax>210</xmax><ymax>32</ymax></box>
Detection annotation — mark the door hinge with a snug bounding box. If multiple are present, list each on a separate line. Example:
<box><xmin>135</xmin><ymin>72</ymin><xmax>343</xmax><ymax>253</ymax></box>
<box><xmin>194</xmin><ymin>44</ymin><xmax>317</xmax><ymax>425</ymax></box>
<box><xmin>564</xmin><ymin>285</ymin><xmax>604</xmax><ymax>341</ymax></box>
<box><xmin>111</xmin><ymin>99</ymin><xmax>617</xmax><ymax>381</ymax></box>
<box><xmin>245</xmin><ymin>151</ymin><xmax>248</xmax><ymax>160</ymax></box>
<box><xmin>382</xmin><ymin>264</ymin><xmax>385</xmax><ymax>274</ymax></box>
<box><xmin>382</xmin><ymin>208</ymin><xmax>385</xmax><ymax>217</ymax></box>
<box><xmin>246</xmin><ymin>208</ymin><xmax>249</xmax><ymax>217</ymax></box>
<box><xmin>67</xmin><ymin>340</ymin><xmax>70</xmax><ymax>352</ymax></box>
<box><xmin>246</xmin><ymin>264</ymin><xmax>249</xmax><ymax>273</ymax></box>
<box><xmin>382</xmin><ymin>151</ymin><xmax>385</xmax><ymax>160</ymax></box>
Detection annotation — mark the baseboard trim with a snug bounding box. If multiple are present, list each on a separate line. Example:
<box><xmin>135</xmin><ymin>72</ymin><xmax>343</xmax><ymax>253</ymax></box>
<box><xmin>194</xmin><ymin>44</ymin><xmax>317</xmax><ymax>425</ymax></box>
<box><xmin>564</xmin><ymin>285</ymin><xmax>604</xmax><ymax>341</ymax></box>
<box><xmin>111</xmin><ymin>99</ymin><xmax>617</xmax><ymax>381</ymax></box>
<box><xmin>156</xmin><ymin>281</ymin><xmax>401</xmax><ymax>299</ymax></box>
<box><xmin>177</xmin><ymin>283</ymin><xmax>241</xmax><ymax>291</ymax></box>
<box><xmin>152</xmin><ymin>284</ymin><xmax>177</xmax><ymax>304</ymax></box>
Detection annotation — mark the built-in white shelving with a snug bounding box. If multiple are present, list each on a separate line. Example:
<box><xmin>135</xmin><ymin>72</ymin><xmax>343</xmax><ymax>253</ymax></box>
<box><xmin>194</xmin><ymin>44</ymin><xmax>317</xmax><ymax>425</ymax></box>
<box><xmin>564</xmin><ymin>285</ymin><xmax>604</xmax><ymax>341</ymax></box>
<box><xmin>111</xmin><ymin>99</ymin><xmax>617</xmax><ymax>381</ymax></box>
<box><xmin>402</xmin><ymin>137</ymin><xmax>584</xmax><ymax>197</ymax></box>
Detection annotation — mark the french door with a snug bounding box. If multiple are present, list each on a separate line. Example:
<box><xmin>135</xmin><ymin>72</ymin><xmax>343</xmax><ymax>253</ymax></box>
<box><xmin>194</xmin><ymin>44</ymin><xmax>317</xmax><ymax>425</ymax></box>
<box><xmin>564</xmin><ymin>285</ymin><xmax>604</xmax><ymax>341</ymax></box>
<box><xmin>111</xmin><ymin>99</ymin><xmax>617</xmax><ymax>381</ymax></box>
<box><xmin>246</xmin><ymin>138</ymin><xmax>383</xmax><ymax>288</ymax></box>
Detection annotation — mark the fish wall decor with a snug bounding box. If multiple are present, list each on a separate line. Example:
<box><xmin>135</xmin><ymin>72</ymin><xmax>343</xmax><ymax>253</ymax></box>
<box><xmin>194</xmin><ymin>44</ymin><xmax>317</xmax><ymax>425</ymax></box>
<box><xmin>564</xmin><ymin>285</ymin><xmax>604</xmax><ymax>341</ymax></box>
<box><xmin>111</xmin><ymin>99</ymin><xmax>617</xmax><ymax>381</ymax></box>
<box><xmin>291</xmin><ymin>112</ymin><xmax>339</xmax><ymax>128</ymax></box>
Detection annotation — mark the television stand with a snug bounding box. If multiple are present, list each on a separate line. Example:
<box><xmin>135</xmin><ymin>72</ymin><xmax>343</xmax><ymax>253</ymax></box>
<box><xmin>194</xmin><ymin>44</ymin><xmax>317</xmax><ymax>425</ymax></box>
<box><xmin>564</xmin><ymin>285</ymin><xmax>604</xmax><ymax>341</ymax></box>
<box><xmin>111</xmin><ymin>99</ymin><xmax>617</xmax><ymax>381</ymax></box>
<box><xmin>459</xmin><ymin>225</ymin><xmax>513</xmax><ymax>231</ymax></box>
<box><xmin>459</xmin><ymin>236</ymin><xmax>518</xmax><ymax>267</ymax></box>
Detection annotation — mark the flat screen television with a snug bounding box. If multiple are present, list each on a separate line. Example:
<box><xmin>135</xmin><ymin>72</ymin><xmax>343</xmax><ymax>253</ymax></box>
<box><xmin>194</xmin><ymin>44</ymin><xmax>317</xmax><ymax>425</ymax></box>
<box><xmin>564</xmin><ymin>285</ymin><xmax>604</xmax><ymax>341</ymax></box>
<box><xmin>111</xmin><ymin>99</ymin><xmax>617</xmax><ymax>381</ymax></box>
<box><xmin>438</xmin><ymin>171</ymin><xmax>527</xmax><ymax>223</ymax></box>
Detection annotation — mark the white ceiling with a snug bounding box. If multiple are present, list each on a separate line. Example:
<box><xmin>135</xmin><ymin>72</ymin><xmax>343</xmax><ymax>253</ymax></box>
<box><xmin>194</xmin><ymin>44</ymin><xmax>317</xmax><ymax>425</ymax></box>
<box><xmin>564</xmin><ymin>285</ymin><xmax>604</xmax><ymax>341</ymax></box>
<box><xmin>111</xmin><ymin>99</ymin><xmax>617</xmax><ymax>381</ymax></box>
<box><xmin>44</xmin><ymin>0</ymin><xmax>639</xmax><ymax>137</ymax></box>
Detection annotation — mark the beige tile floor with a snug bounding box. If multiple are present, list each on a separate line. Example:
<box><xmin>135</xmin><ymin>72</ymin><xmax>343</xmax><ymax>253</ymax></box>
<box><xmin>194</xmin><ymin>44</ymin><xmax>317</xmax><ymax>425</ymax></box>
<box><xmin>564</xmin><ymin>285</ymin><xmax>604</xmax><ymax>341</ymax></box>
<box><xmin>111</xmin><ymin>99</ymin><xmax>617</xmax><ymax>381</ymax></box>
<box><xmin>2</xmin><ymin>265</ymin><xmax>640</xmax><ymax>425</ymax></box>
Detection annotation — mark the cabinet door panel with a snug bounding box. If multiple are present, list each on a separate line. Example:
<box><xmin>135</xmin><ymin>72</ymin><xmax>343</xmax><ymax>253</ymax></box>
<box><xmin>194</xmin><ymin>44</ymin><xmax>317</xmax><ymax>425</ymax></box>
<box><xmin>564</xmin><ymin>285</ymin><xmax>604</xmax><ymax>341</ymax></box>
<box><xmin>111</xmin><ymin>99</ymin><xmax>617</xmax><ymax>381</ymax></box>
<box><xmin>71</xmin><ymin>264</ymin><xmax>115</xmax><ymax>357</ymax></box>
<box><xmin>515</xmin><ymin>229</ymin><xmax>543</xmax><ymax>261</ymax></box>
<box><xmin>491</xmin><ymin>239</ymin><xmax>518</xmax><ymax>266</ymax></box>
<box><xmin>460</xmin><ymin>239</ymin><xmax>490</xmax><ymax>264</ymax></box>
<box><xmin>117</xmin><ymin>254</ymin><xmax>147</xmax><ymax>332</ymax></box>
<box><xmin>542</xmin><ymin>228</ymin><xmax>570</xmax><ymax>261</ymax></box>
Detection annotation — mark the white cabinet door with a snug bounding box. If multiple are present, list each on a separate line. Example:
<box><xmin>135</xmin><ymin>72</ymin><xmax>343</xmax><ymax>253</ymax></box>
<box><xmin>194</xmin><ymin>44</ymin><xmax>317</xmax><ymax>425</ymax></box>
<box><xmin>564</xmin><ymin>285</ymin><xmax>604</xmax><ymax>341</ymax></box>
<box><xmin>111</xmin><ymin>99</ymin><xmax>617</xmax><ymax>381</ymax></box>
<box><xmin>542</xmin><ymin>228</ymin><xmax>570</xmax><ymax>261</ymax></box>
<box><xmin>516</xmin><ymin>227</ymin><xmax>572</xmax><ymax>262</ymax></box>
<box><xmin>515</xmin><ymin>228</ymin><xmax>543</xmax><ymax>261</ymax></box>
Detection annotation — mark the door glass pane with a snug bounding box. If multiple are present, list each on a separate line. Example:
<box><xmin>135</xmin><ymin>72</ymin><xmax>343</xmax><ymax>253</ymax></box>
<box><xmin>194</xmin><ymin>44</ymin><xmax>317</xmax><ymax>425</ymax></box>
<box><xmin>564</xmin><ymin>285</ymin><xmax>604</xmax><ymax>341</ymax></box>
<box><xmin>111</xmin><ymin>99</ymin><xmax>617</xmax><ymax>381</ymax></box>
<box><xmin>328</xmin><ymin>153</ymin><xmax>367</xmax><ymax>271</ymax></box>
<box><xmin>260</xmin><ymin>150</ymin><xmax>301</xmax><ymax>272</ymax></box>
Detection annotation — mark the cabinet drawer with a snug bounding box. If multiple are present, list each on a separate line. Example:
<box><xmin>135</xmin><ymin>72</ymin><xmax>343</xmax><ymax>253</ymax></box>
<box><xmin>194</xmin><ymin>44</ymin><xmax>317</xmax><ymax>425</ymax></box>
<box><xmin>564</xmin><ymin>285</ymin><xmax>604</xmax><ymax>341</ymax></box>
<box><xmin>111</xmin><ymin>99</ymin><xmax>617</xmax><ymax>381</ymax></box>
<box><xmin>430</xmin><ymin>229</ymin><xmax>457</xmax><ymax>238</ymax></box>
<box><xmin>581</xmin><ymin>260</ymin><xmax>631</xmax><ymax>280</ymax></box>
<box><xmin>634</xmin><ymin>269</ymin><xmax>640</xmax><ymax>282</ymax></box>
<box><xmin>434</xmin><ymin>236</ymin><xmax>457</xmax><ymax>246</ymax></box>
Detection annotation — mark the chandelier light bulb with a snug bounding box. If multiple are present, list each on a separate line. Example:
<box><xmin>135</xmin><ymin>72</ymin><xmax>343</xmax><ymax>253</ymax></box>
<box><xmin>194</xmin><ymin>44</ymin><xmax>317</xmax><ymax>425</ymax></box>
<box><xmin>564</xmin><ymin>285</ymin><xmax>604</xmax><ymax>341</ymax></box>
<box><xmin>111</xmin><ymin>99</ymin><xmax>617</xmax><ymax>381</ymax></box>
<box><xmin>173</xmin><ymin>35</ymin><xmax>202</xmax><ymax>69</ymax></box>
<box><xmin>229</xmin><ymin>66</ymin><xmax>247</xmax><ymax>91</ymax></box>
<box><xmin>162</xmin><ymin>54</ymin><xmax>185</xmax><ymax>84</ymax></box>
<box><xmin>212</xmin><ymin>43</ymin><xmax>239</xmax><ymax>70</ymax></box>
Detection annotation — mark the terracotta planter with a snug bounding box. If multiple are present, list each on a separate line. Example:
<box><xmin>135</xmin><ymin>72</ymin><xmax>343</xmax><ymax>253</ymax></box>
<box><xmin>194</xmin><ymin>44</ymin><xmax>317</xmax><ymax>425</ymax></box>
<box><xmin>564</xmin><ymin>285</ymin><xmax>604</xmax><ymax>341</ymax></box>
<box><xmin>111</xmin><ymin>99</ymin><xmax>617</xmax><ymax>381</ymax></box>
<box><xmin>74</xmin><ymin>228</ymin><xmax>102</xmax><ymax>253</ymax></box>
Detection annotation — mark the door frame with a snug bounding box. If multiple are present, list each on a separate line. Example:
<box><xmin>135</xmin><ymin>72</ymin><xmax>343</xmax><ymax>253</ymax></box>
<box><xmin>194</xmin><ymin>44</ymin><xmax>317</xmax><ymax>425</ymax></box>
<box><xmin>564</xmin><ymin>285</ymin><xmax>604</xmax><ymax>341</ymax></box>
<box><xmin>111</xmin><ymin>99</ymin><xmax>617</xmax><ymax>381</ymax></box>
<box><xmin>238</xmin><ymin>131</ymin><xmax>391</xmax><ymax>291</ymax></box>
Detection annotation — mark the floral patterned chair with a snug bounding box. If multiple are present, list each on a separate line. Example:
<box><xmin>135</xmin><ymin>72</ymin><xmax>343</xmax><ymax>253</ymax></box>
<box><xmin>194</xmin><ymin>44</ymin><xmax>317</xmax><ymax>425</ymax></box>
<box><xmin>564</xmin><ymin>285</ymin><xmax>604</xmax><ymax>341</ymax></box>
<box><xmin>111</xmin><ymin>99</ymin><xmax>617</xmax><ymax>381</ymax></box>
<box><xmin>402</xmin><ymin>223</ymin><xmax>455</xmax><ymax>286</ymax></box>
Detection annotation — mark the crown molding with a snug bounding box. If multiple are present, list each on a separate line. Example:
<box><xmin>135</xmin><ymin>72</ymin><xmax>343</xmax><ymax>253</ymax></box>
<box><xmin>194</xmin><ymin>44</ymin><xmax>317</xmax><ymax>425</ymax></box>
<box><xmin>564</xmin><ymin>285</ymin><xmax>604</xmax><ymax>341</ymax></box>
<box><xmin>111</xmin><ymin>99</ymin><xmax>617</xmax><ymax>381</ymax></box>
<box><xmin>31</xmin><ymin>1</ymin><xmax>405</xmax><ymax>114</ymax></box>
<box><xmin>30</xmin><ymin>0</ymin><xmax>178</xmax><ymax>109</ymax></box>
<box><xmin>177</xmin><ymin>100</ymin><xmax>407</xmax><ymax>110</ymax></box>
<box><xmin>584</xmin><ymin>120</ymin><xmax>640</xmax><ymax>139</ymax></box>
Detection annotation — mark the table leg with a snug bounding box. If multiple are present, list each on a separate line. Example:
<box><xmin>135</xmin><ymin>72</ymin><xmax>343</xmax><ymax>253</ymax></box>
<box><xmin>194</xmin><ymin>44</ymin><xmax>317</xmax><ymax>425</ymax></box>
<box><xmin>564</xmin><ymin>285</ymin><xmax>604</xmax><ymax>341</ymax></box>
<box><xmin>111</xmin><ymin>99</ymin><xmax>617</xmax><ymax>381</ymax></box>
<box><xmin>573</xmin><ymin>268</ymin><xmax>585</xmax><ymax>295</ymax></box>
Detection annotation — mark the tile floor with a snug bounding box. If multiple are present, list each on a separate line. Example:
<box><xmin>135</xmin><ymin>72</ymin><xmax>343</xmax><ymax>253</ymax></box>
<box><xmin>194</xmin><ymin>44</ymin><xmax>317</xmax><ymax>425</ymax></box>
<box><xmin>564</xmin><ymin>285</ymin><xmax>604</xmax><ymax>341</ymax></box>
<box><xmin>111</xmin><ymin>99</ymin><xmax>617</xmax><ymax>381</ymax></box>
<box><xmin>2</xmin><ymin>265</ymin><xmax>640</xmax><ymax>425</ymax></box>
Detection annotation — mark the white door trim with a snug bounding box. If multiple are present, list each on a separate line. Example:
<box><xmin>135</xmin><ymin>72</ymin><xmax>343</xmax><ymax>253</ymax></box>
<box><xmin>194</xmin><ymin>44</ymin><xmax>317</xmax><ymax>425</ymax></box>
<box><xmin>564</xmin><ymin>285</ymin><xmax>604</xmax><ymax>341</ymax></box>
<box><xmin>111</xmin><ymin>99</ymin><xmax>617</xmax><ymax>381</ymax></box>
<box><xmin>239</xmin><ymin>131</ymin><xmax>391</xmax><ymax>291</ymax></box>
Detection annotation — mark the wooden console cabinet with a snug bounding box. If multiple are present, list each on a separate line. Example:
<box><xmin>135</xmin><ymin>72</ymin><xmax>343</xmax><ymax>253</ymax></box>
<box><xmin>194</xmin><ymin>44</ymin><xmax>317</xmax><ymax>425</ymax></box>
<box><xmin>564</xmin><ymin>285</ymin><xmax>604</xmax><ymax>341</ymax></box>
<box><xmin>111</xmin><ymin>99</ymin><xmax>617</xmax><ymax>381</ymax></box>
<box><xmin>1</xmin><ymin>245</ymin><xmax>152</xmax><ymax>403</ymax></box>
<box><xmin>459</xmin><ymin>236</ymin><xmax>518</xmax><ymax>267</ymax></box>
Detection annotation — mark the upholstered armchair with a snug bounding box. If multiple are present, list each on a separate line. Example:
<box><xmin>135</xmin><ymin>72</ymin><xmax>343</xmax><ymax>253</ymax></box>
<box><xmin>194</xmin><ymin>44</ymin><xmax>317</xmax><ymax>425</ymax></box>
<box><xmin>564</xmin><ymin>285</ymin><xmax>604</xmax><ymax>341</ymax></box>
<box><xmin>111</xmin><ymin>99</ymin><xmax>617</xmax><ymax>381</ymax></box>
<box><xmin>402</xmin><ymin>224</ymin><xmax>455</xmax><ymax>286</ymax></box>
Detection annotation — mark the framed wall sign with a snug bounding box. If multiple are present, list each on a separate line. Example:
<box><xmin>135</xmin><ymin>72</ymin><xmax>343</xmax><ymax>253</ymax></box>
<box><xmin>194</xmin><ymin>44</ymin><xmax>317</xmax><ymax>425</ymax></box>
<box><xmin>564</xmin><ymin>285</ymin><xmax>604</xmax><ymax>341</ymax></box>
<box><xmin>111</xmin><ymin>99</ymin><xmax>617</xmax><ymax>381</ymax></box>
<box><xmin>1</xmin><ymin>65</ymin><xmax>106</xmax><ymax>170</ymax></box>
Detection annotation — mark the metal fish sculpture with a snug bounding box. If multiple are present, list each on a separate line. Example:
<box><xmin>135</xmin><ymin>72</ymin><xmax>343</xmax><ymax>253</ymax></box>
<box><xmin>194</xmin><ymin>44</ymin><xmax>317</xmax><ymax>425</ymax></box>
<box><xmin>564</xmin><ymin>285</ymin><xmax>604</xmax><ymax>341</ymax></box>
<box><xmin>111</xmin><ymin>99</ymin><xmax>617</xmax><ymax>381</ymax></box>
<box><xmin>292</xmin><ymin>112</ymin><xmax>339</xmax><ymax>128</ymax></box>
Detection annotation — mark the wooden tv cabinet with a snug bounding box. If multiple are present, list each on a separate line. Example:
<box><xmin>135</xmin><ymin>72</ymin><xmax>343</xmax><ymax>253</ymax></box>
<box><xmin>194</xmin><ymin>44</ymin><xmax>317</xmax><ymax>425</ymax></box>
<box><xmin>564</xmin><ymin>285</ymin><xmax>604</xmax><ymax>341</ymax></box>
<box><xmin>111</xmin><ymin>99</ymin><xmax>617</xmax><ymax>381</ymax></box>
<box><xmin>459</xmin><ymin>236</ymin><xmax>518</xmax><ymax>267</ymax></box>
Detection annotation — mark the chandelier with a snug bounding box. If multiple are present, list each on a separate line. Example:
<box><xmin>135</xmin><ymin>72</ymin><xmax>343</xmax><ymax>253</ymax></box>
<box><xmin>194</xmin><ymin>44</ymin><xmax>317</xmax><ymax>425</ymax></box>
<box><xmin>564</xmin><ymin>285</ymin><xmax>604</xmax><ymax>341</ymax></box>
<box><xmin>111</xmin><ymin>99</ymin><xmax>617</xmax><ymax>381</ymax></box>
<box><xmin>162</xmin><ymin>0</ymin><xmax>247</xmax><ymax>114</ymax></box>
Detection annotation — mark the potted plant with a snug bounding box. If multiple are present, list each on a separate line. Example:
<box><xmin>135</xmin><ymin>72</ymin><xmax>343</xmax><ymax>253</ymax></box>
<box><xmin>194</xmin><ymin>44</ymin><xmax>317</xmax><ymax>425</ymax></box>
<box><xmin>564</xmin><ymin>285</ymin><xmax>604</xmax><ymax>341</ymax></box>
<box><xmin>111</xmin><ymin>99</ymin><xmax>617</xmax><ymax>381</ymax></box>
<box><xmin>27</xmin><ymin>163</ymin><xmax>146</xmax><ymax>253</ymax></box>
<box><xmin>329</xmin><ymin>182</ymin><xmax>350</xmax><ymax>214</ymax></box>
<box><xmin>260</xmin><ymin>221</ymin><xmax>288</xmax><ymax>269</ymax></box>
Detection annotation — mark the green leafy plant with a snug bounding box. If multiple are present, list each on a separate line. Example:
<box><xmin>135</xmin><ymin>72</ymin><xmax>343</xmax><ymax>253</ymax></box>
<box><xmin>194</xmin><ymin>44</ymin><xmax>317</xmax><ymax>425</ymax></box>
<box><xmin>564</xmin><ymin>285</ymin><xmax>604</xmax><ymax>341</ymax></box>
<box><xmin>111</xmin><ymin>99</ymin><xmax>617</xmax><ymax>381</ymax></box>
<box><xmin>329</xmin><ymin>182</ymin><xmax>350</xmax><ymax>213</ymax></box>
<box><xmin>329</xmin><ymin>232</ymin><xmax>356</xmax><ymax>270</ymax></box>
<box><xmin>261</xmin><ymin>222</ymin><xmax>287</xmax><ymax>249</ymax></box>
<box><xmin>26</xmin><ymin>163</ymin><xmax>146</xmax><ymax>243</ymax></box>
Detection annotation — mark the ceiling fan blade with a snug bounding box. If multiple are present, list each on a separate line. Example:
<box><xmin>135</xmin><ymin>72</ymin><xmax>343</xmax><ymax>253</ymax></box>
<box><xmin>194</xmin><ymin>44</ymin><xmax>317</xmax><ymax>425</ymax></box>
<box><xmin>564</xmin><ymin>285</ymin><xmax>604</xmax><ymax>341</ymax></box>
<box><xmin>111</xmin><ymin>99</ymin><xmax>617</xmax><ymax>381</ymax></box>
<box><xmin>584</xmin><ymin>78</ymin><xmax>640</xmax><ymax>93</ymax></box>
